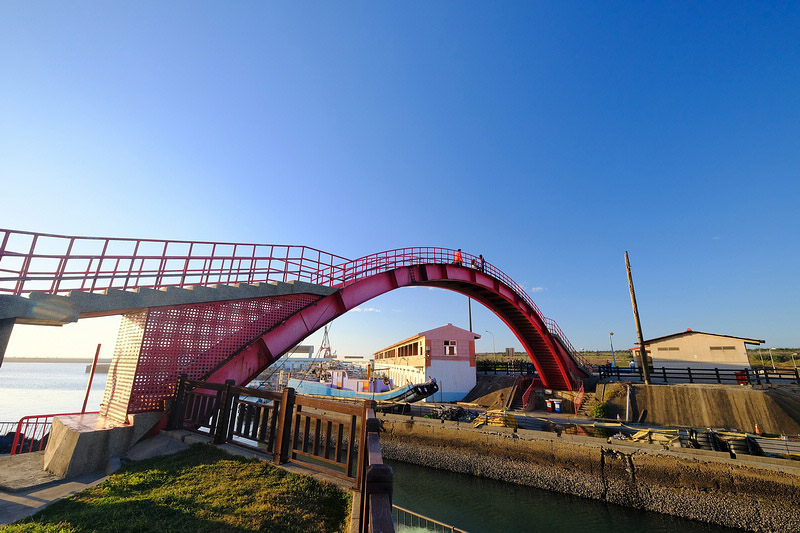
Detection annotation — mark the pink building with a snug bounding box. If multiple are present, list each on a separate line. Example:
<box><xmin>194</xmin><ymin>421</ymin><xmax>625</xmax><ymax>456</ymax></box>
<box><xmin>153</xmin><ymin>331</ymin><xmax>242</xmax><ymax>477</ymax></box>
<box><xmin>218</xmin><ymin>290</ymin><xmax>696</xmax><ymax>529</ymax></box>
<box><xmin>373</xmin><ymin>323</ymin><xmax>479</xmax><ymax>402</ymax></box>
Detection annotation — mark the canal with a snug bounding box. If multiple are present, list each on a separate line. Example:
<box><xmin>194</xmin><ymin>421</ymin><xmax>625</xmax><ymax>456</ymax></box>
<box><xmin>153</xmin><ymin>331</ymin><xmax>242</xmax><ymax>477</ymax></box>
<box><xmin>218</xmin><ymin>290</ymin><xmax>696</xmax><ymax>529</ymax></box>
<box><xmin>387</xmin><ymin>459</ymin><xmax>741</xmax><ymax>533</ymax></box>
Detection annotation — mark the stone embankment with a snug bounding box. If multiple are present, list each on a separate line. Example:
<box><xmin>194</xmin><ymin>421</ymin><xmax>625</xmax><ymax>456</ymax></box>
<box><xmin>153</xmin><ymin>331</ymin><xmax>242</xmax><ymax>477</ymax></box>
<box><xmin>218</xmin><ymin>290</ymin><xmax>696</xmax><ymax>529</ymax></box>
<box><xmin>379</xmin><ymin>414</ymin><xmax>800</xmax><ymax>532</ymax></box>
<box><xmin>616</xmin><ymin>384</ymin><xmax>800</xmax><ymax>435</ymax></box>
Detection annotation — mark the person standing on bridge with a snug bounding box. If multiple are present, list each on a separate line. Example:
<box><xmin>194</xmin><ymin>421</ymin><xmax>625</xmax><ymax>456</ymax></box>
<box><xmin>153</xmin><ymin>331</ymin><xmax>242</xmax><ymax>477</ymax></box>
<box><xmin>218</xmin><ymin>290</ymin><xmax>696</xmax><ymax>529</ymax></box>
<box><xmin>453</xmin><ymin>249</ymin><xmax>463</xmax><ymax>266</ymax></box>
<box><xmin>478</xmin><ymin>254</ymin><xmax>485</xmax><ymax>272</ymax></box>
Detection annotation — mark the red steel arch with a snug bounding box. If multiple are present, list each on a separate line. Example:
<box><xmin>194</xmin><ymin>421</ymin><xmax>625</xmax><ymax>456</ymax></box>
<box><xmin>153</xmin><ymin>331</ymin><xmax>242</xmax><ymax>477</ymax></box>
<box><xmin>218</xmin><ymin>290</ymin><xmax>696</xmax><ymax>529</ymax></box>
<box><xmin>206</xmin><ymin>255</ymin><xmax>590</xmax><ymax>391</ymax></box>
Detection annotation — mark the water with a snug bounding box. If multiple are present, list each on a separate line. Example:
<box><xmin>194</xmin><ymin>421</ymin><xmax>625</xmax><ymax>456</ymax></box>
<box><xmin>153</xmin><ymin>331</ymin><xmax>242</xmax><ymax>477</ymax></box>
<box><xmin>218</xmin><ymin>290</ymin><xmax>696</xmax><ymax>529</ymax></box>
<box><xmin>0</xmin><ymin>362</ymin><xmax>108</xmax><ymax>423</ymax></box>
<box><xmin>388</xmin><ymin>459</ymin><xmax>740</xmax><ymax>533</ymax></box>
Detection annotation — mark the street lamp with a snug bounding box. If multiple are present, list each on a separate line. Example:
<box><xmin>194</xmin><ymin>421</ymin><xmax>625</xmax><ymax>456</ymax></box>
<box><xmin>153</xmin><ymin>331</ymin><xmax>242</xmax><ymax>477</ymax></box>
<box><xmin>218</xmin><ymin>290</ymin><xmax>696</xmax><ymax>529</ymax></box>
<box><xmin>485</xmin><ymin>330</ymin><xmax>496</xmax><ymax>358</ymax></box>
<box><xmin>609</xmin><ymin>332</ymin><xmax>616</xmax><ymax>368</ymax></box>
<box><xmin>768</xmin><ymin>348</ymin><xmax>776</xmax><ymax>370</ymax></box>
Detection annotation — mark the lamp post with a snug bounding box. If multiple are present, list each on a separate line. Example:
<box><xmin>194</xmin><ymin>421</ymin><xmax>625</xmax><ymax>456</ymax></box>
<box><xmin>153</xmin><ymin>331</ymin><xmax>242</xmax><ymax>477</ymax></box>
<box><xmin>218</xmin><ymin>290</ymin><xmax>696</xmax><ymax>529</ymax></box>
<box><xmin>609</xmin><ymin>332</ymin><xmax>616</xmax><ymax>368</ymax></box>
<box><xmin>485</xmin><ymin>330</ymin><xmax>496</xmax><ymax>358</ymax></box>
<box><xmin>768</xmin><ymin>348</ymin><xmax>776</xmax><ymax>370</ymax></box>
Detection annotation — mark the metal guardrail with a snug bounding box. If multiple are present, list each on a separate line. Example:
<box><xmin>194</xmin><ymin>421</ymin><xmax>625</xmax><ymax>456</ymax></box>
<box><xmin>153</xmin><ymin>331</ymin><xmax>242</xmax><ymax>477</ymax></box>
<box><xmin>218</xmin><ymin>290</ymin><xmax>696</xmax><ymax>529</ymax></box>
<box><xmin>168</xmin><ymin>376</ymin><xmax>395</xmax><ymax>532</ymax></box>
<box><xmin>7</xmin><ymin>412</ymin><xmax>99</xmax><ymax>455</ymax></box>
<box><xmin>597</xmin><ymin>365</ymin><xmax>800</xmax><ymax>385</ymax></box>
<box><xmin>313</xmin><ymin>247</ymin><xmax>589</xmax><ymax>372</ymax></box>
<box><xmin>393</xmin><ymin>505</ymin><xmax>468</xmax><ymax>532</ymax></box>
<box><xmin>0</xmin><ymin>229</ymin><xmax>587</xmax><ymax>375</ymax></box>
<box><xmin>0</xmin><ymin>228</ymin><xmax>348</xmax><ymax>296</ymax></box>
<box><xmin>476</xmin><ymin>360</ymin><xmax>537</xmax><ymax>375</ymax></box>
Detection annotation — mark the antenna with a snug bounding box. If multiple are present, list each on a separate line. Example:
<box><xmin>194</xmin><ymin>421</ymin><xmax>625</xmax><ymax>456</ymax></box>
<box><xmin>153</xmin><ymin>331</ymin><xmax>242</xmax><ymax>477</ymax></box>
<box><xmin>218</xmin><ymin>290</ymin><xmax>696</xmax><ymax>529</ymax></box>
<box><xmin>317</xmin><ymin>324</ymin><xmax>333</xmax><ymax>359</ymax></box>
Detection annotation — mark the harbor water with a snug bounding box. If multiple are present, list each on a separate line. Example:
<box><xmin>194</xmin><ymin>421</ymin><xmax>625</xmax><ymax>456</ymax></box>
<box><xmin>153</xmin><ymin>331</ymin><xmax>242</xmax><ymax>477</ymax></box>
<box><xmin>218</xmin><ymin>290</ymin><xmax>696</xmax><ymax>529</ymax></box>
<box><xmin>0</xmin><ymin>362</ymin><xmax>108</xmax><ymax>424</ymax></box>
<box><xmin>388</xmin><ymin>459</ymin><xmax>740</xmax><ymax>533</ymax></box>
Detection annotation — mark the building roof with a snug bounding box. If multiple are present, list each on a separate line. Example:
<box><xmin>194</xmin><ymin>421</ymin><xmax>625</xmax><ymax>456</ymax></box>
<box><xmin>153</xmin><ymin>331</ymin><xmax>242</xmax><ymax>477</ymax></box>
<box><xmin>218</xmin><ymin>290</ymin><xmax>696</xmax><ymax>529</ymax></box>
<box><xmin>633</xmin><ymin>329</ymin><xmax>765</xmax><ymax>347</ymax></box>
<box><xmin>373</xmin><ymin>323</ymin><xmax>480</xmax><ymax>354</ymax></box>
<box><xmin>418</xmin><ymin>323</ymin><xmax>481</xmax><ymax>340</ymax></box>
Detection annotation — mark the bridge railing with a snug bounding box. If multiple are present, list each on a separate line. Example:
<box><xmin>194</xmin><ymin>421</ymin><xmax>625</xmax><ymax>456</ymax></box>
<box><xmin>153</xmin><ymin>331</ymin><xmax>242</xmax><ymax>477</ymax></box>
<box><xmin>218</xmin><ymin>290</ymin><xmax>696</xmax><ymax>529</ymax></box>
<box><xmin>0</xmin><ymin>228</ymin><xmax>350</xmax><ymax>296</ymax></box>
<box><xmin>1</xmin><ymin>229</ymin><xmax>587</xmax><ymax>374</ymax></box>
<box><xmin>315</xmin><ymin>247</ymin><xmax>590</xmax><ymax>372</ymax></box>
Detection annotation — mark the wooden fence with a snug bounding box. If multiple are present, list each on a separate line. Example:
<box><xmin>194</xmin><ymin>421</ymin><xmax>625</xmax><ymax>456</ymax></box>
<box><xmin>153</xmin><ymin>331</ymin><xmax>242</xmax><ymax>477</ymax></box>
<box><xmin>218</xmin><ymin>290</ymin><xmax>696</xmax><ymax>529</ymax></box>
<box><xmin>168</xmin><ymin>375</ymin><xmax>394</xmax><ymax>533</ymax></box>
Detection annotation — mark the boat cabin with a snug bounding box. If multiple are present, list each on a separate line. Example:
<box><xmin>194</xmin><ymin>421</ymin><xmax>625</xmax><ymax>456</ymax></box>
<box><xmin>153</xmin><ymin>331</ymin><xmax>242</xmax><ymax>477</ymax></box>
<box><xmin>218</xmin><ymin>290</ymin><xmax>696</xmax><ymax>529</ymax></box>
<box><xmin>323</xmin><ymin>369</ymin><xmax>394</xmax><ymax>393</ymax></box>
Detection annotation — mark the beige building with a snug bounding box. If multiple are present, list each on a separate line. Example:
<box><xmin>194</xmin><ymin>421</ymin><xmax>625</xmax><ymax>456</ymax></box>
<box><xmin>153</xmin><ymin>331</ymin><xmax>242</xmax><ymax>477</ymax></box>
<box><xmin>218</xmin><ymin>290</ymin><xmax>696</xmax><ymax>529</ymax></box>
<box><xmin>631</xmin><ymin>329</ymin><xmax>764</xmax><ymax>370</ymax></box>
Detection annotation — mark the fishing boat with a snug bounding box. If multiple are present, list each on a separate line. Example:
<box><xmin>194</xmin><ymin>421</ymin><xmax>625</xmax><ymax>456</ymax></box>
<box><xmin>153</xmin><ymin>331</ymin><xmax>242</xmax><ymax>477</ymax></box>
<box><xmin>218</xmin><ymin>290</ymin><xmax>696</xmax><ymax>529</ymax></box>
<box><xmin>287</xmin><ymin>367</ymin><xmax>438</xmax><ymax>403</ymax></box>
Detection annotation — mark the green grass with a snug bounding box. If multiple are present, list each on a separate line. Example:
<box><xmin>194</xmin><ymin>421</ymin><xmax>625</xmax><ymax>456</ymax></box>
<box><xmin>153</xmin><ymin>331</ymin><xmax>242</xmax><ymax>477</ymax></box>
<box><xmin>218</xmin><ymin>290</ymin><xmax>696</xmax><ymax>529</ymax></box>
<box><xmin>2</xmin><ymin>444</ymin><xmax>351</xmax><ymax>533</ymax></box>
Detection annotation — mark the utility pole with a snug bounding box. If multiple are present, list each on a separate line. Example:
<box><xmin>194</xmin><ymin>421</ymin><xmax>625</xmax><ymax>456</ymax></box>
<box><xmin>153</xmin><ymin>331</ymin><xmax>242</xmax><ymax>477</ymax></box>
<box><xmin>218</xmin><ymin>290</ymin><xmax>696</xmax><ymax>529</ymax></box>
<box><xmin>625</xmin><ymin>251</ymin><xmax>651</xmax><ymax>384</ymax></box>
<box><xmin>609</xmin><ymin>331</ymin><xmax>616</xmax><ymax>368</ymax></box>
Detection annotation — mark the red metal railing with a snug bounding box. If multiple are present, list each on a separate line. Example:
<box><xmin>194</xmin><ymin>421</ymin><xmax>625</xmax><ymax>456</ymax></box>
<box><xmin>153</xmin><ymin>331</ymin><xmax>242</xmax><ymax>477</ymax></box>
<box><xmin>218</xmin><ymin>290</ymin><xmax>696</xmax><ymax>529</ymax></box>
<box><xmin>0</xmin><ymin>230</ymin><xmax>587</xmax><ymax>370</ymax></box>
<box><xmin>9</xmin><ymin>412</ymin><xmax>99</xmax><ymax>455</ymax></box>
<box><xmin>314</xmin><ymin>247</ymin><xmax>589</xmax><ymax>369</ymax></box>
<box><xmin>0</xmin><ymin>228</ymin><xmax>350</xmax><ymax>296</ymax></box>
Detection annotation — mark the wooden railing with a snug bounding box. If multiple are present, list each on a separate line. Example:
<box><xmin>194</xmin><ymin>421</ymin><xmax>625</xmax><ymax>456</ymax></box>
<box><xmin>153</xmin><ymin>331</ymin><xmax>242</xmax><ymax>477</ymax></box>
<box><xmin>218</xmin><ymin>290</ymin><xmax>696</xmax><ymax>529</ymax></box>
<box><xmin>357</xmin><ymin>408</ymin><xmax>394</xmax><ymax>533</ymax></box>
<box><xmin>168</xmin><ymin>375</ymin><xmax>394</xmax><ymax>532</ymax></box>
<box><xmin>597</xmin><ymin>365</ymin><xmax>800</xmax><ymax>385</ymax></box>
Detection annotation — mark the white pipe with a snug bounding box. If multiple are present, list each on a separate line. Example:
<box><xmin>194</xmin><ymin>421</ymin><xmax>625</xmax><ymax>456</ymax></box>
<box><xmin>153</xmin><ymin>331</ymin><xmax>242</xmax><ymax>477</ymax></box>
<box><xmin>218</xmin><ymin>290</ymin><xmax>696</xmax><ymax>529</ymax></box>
<box><xmin>625</xmin><ymin>385</ymin><xmax>631</xmax><ymax>422</ymax></box>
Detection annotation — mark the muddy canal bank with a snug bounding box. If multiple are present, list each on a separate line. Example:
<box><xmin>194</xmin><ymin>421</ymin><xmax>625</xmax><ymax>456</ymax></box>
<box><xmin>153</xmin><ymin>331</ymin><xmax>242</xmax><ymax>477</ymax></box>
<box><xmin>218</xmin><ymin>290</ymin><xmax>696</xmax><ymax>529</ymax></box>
<box><xmin>379</xmin><ymin>414</ymin><xmax>800</xmax><ymax>532</ymax></box>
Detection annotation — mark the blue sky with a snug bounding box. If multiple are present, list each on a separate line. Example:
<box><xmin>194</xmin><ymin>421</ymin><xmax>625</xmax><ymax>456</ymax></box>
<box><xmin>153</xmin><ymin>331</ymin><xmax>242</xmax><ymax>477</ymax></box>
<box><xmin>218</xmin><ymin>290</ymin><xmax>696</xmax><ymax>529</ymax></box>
<box><xmin>2</xmin><ymin>2</ymin><xmax>799</xmax><ymax>358</ymax></box>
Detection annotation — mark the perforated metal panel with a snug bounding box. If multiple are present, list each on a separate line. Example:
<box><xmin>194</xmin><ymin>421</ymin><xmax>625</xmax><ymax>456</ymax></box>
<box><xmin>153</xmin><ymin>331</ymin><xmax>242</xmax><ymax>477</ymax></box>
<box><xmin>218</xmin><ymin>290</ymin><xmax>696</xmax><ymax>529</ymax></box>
<box><xmin>102</xmin><ymin>294</ymin><xmax>321</xmax><ymax>421</ymax></box>
<box><xmin>101</xmin><ymin>310</ymin><xmax>148</xmax><ymax>423</ymax></box>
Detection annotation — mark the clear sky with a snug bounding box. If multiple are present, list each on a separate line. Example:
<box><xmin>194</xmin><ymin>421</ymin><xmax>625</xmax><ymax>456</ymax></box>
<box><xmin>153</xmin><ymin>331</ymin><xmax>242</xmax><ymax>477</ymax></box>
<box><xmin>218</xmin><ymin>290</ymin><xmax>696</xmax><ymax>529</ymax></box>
<box><xmin>2</xmin><ymin>2</ymin><xmax>799</xmax><ymax>359</ymax></box>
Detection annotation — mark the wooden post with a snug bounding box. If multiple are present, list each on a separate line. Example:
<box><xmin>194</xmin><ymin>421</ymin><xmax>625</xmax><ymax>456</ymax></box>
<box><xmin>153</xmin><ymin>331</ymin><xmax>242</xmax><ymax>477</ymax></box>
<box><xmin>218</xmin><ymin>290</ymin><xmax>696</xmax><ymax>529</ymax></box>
<box><xmin>625</xmin><ymin>251</ymin><xmax>651</xmax><ymax>385</ymax></box>
<box><xmin>214</xmin><ymin>380</ymin><xmax>236</xmax><ymax>445</ymax></box>
<box><xmin>274</xmin><ymin>387</ymin><xmax>295</xmax><ymax>464</ymax></box>
<box><xmin>168</xmin><ymin>374</ymin><xmax>189</xmax><ymax>430</ymax></box>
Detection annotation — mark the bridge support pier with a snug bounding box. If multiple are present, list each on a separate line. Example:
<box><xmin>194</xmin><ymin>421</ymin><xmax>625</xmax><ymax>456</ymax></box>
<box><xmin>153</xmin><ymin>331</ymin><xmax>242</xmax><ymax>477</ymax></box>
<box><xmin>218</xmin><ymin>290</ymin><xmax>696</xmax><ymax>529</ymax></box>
<box><xmin>43</xmin><ymin>411</ymin><xmax>163</xmax><ymax>478</ymax></box>
<box><xmin>0</xmin><ymin>318</ymin><xmax>14</xmax><ymax>367</ymax></box>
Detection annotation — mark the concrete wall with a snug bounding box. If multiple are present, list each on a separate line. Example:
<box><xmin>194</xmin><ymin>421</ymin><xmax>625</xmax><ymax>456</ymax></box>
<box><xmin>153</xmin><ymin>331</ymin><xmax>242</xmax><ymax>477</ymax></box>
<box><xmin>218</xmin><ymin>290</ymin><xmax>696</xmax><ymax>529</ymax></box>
<box><xmin>379</xmin><ymin>414</ymin><xmax>800</xmax><ymax>532</ymax></box>
<box><xmin>609</xmin><ymin>384</ymin><xmax>800</xmax><ymax>435</ymax></box>
<box><xmin>44</xmin><ymin>411</ymin><xmax>163</xmax><ymax>478</ymax></box>
<box><xmin>426</xmin><ymin>359</ymin><xmax>476</xmax><ymax>402</ymax></box>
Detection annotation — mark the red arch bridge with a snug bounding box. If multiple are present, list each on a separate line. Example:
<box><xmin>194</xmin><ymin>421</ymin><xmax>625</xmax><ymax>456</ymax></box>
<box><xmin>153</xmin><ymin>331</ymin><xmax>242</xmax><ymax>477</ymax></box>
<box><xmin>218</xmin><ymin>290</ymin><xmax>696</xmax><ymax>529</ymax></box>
<box><xmin>0</xmin><ymin>228</ymin><xmax>590</xmax><ymax>423</ymax></box>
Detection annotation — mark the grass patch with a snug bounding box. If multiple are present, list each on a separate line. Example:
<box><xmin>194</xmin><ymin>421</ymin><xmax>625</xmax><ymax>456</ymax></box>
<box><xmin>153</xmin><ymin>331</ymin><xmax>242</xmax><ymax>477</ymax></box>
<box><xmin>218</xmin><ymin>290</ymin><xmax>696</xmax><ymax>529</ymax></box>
<box><xmin>2</xmin><ymin>444</ymin><xmax>351</xmax><ymax>533</ymax></box>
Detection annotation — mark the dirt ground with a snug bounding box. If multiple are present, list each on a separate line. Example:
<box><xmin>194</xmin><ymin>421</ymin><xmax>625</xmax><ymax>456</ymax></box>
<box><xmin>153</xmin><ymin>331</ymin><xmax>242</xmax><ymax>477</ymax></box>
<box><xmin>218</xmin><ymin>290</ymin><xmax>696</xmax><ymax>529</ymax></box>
<box><xmin>459</xmin><ymin>375</ymin><xmax>523</xmax><ymax>409</ymax></box>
